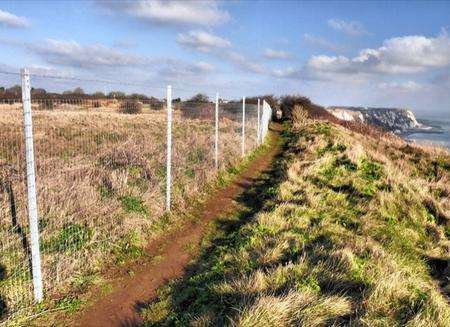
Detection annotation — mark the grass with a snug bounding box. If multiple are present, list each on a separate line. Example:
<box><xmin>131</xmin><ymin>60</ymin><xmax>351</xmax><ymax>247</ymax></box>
<box><xmin>121</xmin><ymin>195</ymin><xmax>149</xmax><ymax>216</ymax></box>
<box><xmin>0</xmin><ymin>105</ymin><xmax>260</xmax><ymax>325</ymax></box>
<box><xmin>140</xmin><ymin>112</ymin><xmax>450</xmax><ymax>326</ymax></box>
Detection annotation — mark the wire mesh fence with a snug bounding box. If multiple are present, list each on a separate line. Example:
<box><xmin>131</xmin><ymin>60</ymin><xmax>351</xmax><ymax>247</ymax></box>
<box><xmin>0</xmin><ymin>70</ymin><xmax>272</xmax><ymax>324</ymax></box>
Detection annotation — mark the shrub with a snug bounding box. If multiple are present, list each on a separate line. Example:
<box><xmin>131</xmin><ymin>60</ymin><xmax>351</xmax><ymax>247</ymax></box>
<box><xmin>245</xmin><ymin>95</ymin><xmax>278</xmax><ymax>108</ymax></box>
<box><xmin>187</xmin><ymin>93</ymin><xmax>210</xmax><ymax>103</ymax></box>
<box><xmin>280</xmin><ymin>95</ymin><xmax>331</xmax><ymax>120</ymax></box>
<box><xmin>118</xmin><ymin>100</ymin><xmax>142</xmax><ymax>114</ymax></box>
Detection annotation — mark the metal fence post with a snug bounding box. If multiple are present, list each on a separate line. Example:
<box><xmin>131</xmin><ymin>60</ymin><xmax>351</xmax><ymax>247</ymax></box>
<box><xmin>262</xmin><ymin>100</ymin><xmax>267</xmax><ymax>141</ymax></box>
<box><xmin>257</xmin><ymin>98</ymin><xmax>261</xmax><ymax>144</ymax></box>
<box><xmin>241</xmin><ymin>96</ymin><xmax>246</xmax><ymax>157</ymax></box>
<box><xmin>214</xmin><ymin>92</ymin><xmax>219</xmax><ymax>169</ymax></box>
<box><xmin>21</xmin><ymin>68</ymin><xmax>43</xmax><ymax>302</ymax></box>
<box><xmin>166</xmin><ymin>85</ymin><xmax>172</xmax><ymax>212</ymax></box>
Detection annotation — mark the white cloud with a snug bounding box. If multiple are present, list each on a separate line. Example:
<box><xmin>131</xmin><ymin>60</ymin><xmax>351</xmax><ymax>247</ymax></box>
<box><xmin>193</xmin><ymin>61</ymin><xmax>215</xmax><ymax>72</ymax></box>
<box><xmin>223</xmin><ymin>51</ymin><xmax>265</xmax><ymax>74</ymax></box>
<box><xmin>27</xmin><ymin>39</ymin><xmax>150</xmax><ymax>68</ymax></box>
<box><xmin>177</xmin><ymin>30</ymin><xmax>231</xmax><ymax>52</ymax></box>
<box><xmin>100</xmin><ymin>0</ymin><xmax>229</xmax><ymax>26</ymax></box>
<box><xmin>327</xmin><ymin>19</ymin><xmax>369</xmax><ymax>36</ymax></box>
<box><xmin>263</xmin><ymin>48</ymin><xmax>292</xmax><ymax>60</ymax></box>
<box><xmin>272</xmin><ymin>67</ymin><xmax>298</xmax><ymax>78</ymax></box>
<box><xmin>175</xmin><ymin>30</ymin><xmax>264</xmax><ymax>74</ymax></box>
<box><xmin>28</xmin><ymin>65</ymin><xmax>74</xmax><ymax>78</ymax></box>
<box><xmin>303</xmin><ymin>32</ymin><xmax>450</xmax><ymax>77</ymax></box>
<box><xmin>156</xmin><ymin>59</ymin><xmax>215</xmax><ymax>85</ymax></box>
<box><xmin>372</xmin><ymin>34</ymin><xmax>450</xmax><ymax>71</ymax></box>
<box><xmin>0</xmin><ymin>9</ymin><xmax>30</xmax><ymax>28</ymax></box>
<box><xmin>378</xmin><ymin>81</ymin><xmax>425</xmax><ymax>93</ymax></box>
<box><xmin>303</xmin><ymin>33</ymin><xmax>341</xmax><ymax>52</ymax></box>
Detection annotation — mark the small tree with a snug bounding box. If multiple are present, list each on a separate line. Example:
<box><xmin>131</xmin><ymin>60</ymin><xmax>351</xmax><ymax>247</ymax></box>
<box><xmin>243</xmin><ymin>95</ymin><xmax>278</xmax><ymax>108</ymax></box>
<box><xmin>6</xmin><ymin>85</ymin><xmax>21</xmax><ymax>97</ymax></box>
<box><xmin>31</xmin><ymin>88</ymin><xmax>47</xmax><ymax>96</ymax></box>
<box><xmin>188</xmin><ymin>93</ymin><xmax>209</xmax><ymax>103</ymax></box>
<box><xmin>73</xmin><ymin>87</ymin><xmax>85</xmax><ymax>95</ymax></box>
<box><xmin>280</xmin><ymin>95</ymin><xmax>313</xmax><ymax>119</ymax></box>
<box><xmin>129</xmin><ymin>93</ymin><xmax>148</xmax><ymax>100</ymax></box>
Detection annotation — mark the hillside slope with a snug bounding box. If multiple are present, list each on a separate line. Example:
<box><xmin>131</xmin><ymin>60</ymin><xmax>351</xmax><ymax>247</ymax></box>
<box><xmin>142</xmin><ymin>110</ymin><xmax>450</xmax><ymax>326</ymax></box>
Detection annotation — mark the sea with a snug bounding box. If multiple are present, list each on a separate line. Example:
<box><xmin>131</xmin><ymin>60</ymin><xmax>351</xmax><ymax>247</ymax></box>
<box><xmin>405</xmin><ymin>114</ymin><xmax>450</xmax><ymax>150</ymax></box>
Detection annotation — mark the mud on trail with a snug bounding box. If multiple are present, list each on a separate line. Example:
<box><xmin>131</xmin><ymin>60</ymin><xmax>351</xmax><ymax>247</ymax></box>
<box><xmin>72</xmin><ymin>124</ymin><xmax>284</xmax><ymax>327</ymax></box>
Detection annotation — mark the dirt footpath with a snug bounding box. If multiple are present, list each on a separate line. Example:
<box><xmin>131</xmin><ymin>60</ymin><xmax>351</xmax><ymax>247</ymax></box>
<box><xmin>75</xmin><ymin>125</ymin><xmax>282</xmax><ymax>327</ymax></box>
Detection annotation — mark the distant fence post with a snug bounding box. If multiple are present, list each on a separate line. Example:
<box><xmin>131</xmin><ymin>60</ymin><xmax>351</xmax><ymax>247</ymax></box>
<box><xmin>257</xmin><ymin>98</ymin><xmax>261</xmax><ymax>144</ymax></box>
<box><xmin>241</xmin><ymin>96</ymin><xmax>246</xmax><ymax>157</ymax></box>
<box><xmin>260</xmin><ymin>100</ymin><xmax>272</xmax><ymax>142</ymax></box>
<box><xmin>214</xmin><ymin>92</ymin><xmax>219</xmax><ymax>170</ymax></box>
<box><xmin>166</xmin><ymin>85</ymin><xmax>172</xmax><ymax>212</ymax></box>
<box><xmin>21</xmin><ymin>68</ymin><xmax>43</xmax><ymax>303</ymax></box>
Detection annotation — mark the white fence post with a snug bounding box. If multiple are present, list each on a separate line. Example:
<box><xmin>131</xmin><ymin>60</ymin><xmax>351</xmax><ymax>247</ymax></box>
<box><xmin>260</xmin><ymin>100</ymin><xmax>272</xmax><ymax>142</ymax></box>
<box><xmin>241</xmin><ymin>96</ymin><xmax>246</xmax><ymax>157</ymax></box>
<box><xmin>166</xmin><ymin>85</ymin><xmax>172</xmax><ymax>212</ymax></box>
<box><xmin>21</xmin><ymin>68</ymin><xmax>43</xmax><ymax>303</ymax></box>
<box><xmin>257</xmin><ymin>98</ymin><xmax>261</xmax><ymax>144</ymax></box>
<box><xmin>214</xmin><ymin>92</ymin><xmax>219</xmax><ymax>170</ymax></box>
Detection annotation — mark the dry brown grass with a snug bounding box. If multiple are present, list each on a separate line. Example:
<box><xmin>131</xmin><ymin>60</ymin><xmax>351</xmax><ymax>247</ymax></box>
<box><xmin>0</xmin><ymin>104</ymin><xmax>258</xmax><ymax>324</ymax></box>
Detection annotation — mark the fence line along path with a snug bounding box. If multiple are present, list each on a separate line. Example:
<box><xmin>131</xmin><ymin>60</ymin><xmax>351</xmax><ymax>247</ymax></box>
<box><xmin>0</xmin><ymin>69</ymin><xmax>272</xmax><ymax>324</ymax></box>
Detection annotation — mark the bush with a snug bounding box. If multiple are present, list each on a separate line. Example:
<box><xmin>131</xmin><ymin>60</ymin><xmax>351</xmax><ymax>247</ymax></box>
<box><xmin>245</xmin><ymin>95</ymin><xmax>278</xmax><ymax>109</ymax></box>
<box><xmin>118</xmin><ymin>100</ymin><xmax>142</xmax><ymax>114</ymax></box>
<box><xmin>280</xmin><ymin>95</ymin><xmax>325</xmax><ymax>119</ymax></box>
<box><xmin>187</xmin><ymin>93</ymin><xmax>210</xmax><ymax>103</ymax></box>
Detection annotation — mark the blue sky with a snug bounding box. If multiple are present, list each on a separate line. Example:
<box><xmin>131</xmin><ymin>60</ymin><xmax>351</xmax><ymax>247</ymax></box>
<box><xmin>0</xmin><ymin>1</ymin><xmax>449</xmax><ymax>115</ymax></box>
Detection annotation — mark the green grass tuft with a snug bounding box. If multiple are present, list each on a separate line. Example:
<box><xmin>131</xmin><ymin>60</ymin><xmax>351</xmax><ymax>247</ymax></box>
<box><xmin>121</xmin><ymin>195</ymin><xmax>149</xmax><ymax>216</ymax></box>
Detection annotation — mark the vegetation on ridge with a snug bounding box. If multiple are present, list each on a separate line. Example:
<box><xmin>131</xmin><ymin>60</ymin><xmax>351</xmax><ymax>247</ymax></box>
<box><xmin>142</xmin><ymin>108</ymin><xmax>450</xmax><ymax>326</ymax></box>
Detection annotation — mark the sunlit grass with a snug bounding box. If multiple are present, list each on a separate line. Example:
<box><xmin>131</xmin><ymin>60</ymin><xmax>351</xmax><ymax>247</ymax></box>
<box><xmin>141</xmin><ymin>111</ymin><xmax>450</xmax><ymax>326</ymax></box>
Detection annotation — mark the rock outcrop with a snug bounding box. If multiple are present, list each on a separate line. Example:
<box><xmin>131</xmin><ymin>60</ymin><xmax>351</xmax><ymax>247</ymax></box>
<box><xmin>326</xmin><ymin>106</ymin><xmax>424</xmax><ymax>133</ymax></box>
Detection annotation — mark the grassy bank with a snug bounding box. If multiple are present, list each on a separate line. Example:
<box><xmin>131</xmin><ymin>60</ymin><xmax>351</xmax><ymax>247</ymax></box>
<box><xmin>0</xmin><ymin>107</ymin><xmax>259</xmax><ymax>325</ymax></box>
<box><xmin>142</xmin><ymin>112</ymin><xmax>450</xmax><ymax>326</ymax></box>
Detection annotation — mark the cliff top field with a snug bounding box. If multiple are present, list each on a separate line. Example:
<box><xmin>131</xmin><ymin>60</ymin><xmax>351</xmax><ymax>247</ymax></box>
<box><xmin>0</xmin><ymin>104</ymin><xmax>259</xmax><ymax>325</ymax></box>
<box><xmin>140</xmin><ymin>107</ymin><xmax>450</xmax><ymax>326</ymax></box>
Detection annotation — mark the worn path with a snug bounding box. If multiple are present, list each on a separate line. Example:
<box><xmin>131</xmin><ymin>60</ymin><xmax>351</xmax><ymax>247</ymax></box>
<box><xmin>75</xmin><ymin>124</ymin><xmax>283</xmax><ymax>327</ymax></box>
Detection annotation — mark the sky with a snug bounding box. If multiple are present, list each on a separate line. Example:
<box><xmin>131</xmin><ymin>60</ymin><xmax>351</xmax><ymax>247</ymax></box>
<box><xmin>0</xmin><ymin>0</ymin><xmax>450</xmax><ymax>115</ymax></box>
